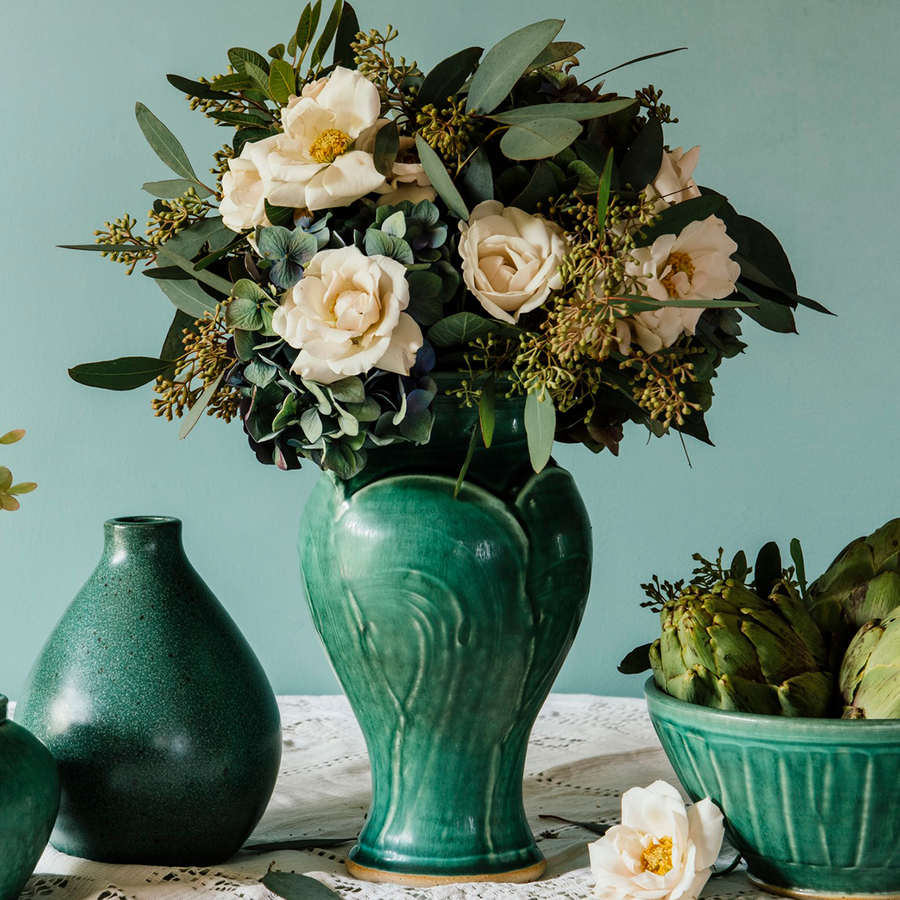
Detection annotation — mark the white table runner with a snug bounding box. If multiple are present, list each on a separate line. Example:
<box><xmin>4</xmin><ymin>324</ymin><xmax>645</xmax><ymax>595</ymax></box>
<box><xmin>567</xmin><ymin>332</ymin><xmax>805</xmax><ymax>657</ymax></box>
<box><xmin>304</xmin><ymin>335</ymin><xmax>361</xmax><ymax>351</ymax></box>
<box><xmin>22</xmin><ymin>695</ymin><xmax>761</xmax><ymax>900</ymax></box>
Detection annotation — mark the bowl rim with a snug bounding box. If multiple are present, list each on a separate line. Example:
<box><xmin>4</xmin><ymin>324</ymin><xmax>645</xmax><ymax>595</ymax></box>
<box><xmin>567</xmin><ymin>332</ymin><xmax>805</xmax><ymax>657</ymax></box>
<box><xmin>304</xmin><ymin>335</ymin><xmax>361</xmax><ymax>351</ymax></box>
<box><xmin>644</xmin><ymin>677</ymin><xmax>900</xmax><ymax>735</ymax></box>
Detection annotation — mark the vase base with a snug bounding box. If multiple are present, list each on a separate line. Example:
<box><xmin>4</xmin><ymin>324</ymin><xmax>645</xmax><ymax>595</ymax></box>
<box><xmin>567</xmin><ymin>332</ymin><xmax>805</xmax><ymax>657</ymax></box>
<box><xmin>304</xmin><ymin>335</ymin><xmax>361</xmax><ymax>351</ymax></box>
<box><xmin>748</xmin><ymin>875</ymin><xmax>900</xmax><ymax>900</ymax></box>
<box><xmin>346</xmin><ymin>858</ymin><xmax>546</xmax><ymax>887</ymax></box>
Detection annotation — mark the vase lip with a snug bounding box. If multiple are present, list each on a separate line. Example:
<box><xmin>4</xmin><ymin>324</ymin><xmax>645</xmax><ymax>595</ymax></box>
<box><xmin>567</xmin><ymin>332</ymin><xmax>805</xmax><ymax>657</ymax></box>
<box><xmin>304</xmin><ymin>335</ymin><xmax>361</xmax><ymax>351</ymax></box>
<box><xmin>105</xmin><ymin>515</ymin><xmax>182</xmax><ymax>528</ymax></box>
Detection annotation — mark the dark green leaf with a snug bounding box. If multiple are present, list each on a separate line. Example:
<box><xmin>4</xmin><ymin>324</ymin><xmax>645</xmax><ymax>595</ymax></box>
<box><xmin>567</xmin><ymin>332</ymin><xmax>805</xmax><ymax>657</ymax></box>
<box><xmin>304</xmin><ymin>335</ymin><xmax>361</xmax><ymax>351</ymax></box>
<box><xmin>427</xmin><ymin>312</ymin><xmax>495</xmax><ymax>347</ymax></box>
<box><xmin>418</xmin><ymin>46</ymin><xmax>484</xmax><ymax>107</ymax></box>
<box><xmin>596</xmin><ymin>148</ymin><xmax>614</xmax><ymax>224</ymax></box>
<box><xmin>333</xmin><ymin>3</ymin><xmax>360</xmax><ymax>68</ymax></box>
<box><xmin>730</xmin><ymin>550</ymin><xmax>749</xmax><ymax>583</ymax></box>
<box><xmin>740</xmin><ymin>215</ymin><xmax>797</xmax><ymax>293</ymax></box>
<box><xmin>210</xmin><ymin>73</ymin><xmax>254</xmax><ymax>93</ymax></box>
<box><xmin>737</xmin><ymin>283</ymin><xmax>796</xmax><ymax>334</ymax></box>
<box><xmin>468</xmin><ymin>19</ymin><xmax>563</xmax><ymax>114</ymax></box>
<box><xmin>529</xmin><ymin>41</ymin><xmax>584</xmax><ymax>70</ymax></box>
<box><xmin>58</xmin><ymin>243</ymin><xmax>143</xmax><ymax>252</ymax></box>
<box><xmin>329</xmin><ymin>376</ymin><xmax>366</xmax><ymax>403</ymax></box>
<box><xmin>235</xmin><ymin>127</ymin><xmax>275</xmax><ymax>155</ymax></box>
<box><xmin>479</xmin><ymin>375</ymin><xmax>496</xmax><ymax>448</ymax></box>
<box><xmin>454</xmin><ymin>423</ymin><xmax>480</xmax><ymax>498</ymax></box>
<box><xmin>160</xmin><ymin>309</ymin><xmax>195</xmax><ymax>363</ymax></box>
<box><xmin>406</xmin><ymin>271</ymin><xmax>444</xmax><ymax>325</ymax></box>
<box><xmin>295</xmin><ymin>2</ymin><xmax>321</xmax><ymax>56</ymax></box>
<box><xmin>166</xmin><ymin>74</ymin><xmax>222</xmax><ymax>100</ymax></box>
<box><xmin>312</xmin><ymin>0</ymin><xmax>342</xmax><ymax>68</ymax></box>
<box><xmin>228</xmin><ymin>48</ymin><xmax>270</xmax><ymax>75</ymax></box>
<box><xmin>233</xmin><ymin>329</ymin><xmax>258</xmax><ymax>362</ymax></box>
<box><xmin>633</xmin><ymin>194</ymin><xmax>726</xmax><ymax>248</ymax></box>
<box><xmin>163</xmin><ymin>216</ymin><xmax>232</xmax><ymax>260</ymax></box>
<box><xmin>511</xmin><ymin>161</ymin><xmax>557</xmax><ymax>213</ymax></box>
<box><xmin>538</xmin><ymin>815</ymin><xmax>610</xmax><ymax>836</ymax></box>
<box><xmin>179</xmin><ymin>372</ymin><xmax>224</xmax><ymax>439</ymax></box>
<box><xmin>790</xmin><ymin>538</ymin><xmax>807</xmax><ymax>598</ymax></box>
<box><xmin>735</xmin><ymin>254</ymin><xmax>833</xmax><ymax>316</ymax></box>
<box><xmin>462</xmin><ymin>146</ymin><xmax>493</xmax><ymax>204</ymax></box>
<box><xmin>68</xmin><ymin>357</ymin><xmax>173</xmax><ymax>392</ymax></box>
<box><xmin>269</xmin><ymin>43</ymin><xmax>286</xmax><ymax>60</ymax></box>
<box><xmin>584</xmin><ymin>47</ymin><xmax>688</xmax><ymax>83</ymax></box>
<box><xmin>415</xmin><ymin>136</ymin><xmax>469</xmax><ymax>220</ymax></box>
<box><xmin>525</xmin><ymin>387</ymin><xmax>556</xmax><ymax>472</ymax></box>
<box><xmin>269</xmin><ymin>59</ymin><xmax>296</xmax><ymax>104</ymax></box>
<box><xmin>373</xmin><ymin>121</ymin><xmax>399</xmax><ymax>177</ymax></box>
<box><xmin>492</xmin><ymin>98</ymin><xmax>636</xmax><ymax>124</ymax></box>
<box><xmin>264</xmin><ymin>201</ymin><xmax>296</xmax><ymax>227</ymax></box>
<box><xmin>500</xmin><ymin>118</ymin><xmax>582</xmax><ymax>160</ymax></box>
<box><xmin>143</xmin><ymin>178</ymin><xmax>212</xmax><ymax>200</ymax></box>
<box><xmin>154</xmin><ymin>277</ymin><xmax>217</xmax><ymax>318</ymax></box>
<box><xmin>617</xmin><ymin>643</ymin><xmax>652</xmax><ymax>674</ymax></box>
<box><xmin>754</xmin><ymin>541</ymin><xmax>782</xmax><ymax>601</ymax></box>
<box><xmin>618</xmin><ymin>117</ymin><xmax>663</xmax><ymax>192</ymax></box>
<box><xmin>208</xmin><ymin>110</ymin><xmax>272</xmax><ymax>127</ymax></box>
<box><xmin>135</xmin><ymin>103</ymin><xmax>200</xmax><ymax>183</ymax></box>
<box><xmin>227</xmin><ymin>297</ymin><xmax>264</xmax><ymax>331</ymax></box>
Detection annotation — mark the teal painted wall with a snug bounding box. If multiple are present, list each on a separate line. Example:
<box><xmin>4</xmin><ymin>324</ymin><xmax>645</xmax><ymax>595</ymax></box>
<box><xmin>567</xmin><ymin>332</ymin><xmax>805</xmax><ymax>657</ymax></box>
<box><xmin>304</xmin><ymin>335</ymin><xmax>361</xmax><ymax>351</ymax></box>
<box><xmin>2</xmin><ymin>0</ymin><xmax>897</xmax><ymax>700</ymax></box>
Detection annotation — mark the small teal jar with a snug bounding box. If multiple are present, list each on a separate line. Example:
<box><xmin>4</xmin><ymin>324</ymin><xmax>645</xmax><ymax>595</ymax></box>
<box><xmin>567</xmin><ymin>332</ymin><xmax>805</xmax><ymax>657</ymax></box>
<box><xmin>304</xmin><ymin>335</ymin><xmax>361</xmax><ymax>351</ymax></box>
<box><xmin>299</xmin><ymin>377</ymin><xmax>593</xmax><ymax>885</ymax></box>
<box><xmin>646</xmin><ymin>679</ymin><xmax>900</xmax><ymax>899</ymax></box>
<box><xmin>17</xmin><ymin>516</ymin><xmax>282</xmax><ymax>865</ymax></box>
<box><xmin>0</xmin><ymin>695</ymin><xmax>59</xmax><ymax>900</ymax></box>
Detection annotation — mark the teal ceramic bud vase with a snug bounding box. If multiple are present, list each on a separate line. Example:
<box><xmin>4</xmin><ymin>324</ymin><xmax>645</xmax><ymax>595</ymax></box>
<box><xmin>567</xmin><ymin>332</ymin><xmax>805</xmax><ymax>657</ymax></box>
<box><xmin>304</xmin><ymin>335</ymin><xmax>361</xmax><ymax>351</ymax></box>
<box><xmin>16</xmin><ymin>516</ymin><xmax>282</xmax><ymax>865</ymax></box>
<box><xmin>0</xmin><ymin>695</ymin><xmax>59</xmax><ymax>900</ymax></box>
<box><xmin>299</xmin><ymin>376</ymin><xmax>593</xmax><ymax>885</ymax></box>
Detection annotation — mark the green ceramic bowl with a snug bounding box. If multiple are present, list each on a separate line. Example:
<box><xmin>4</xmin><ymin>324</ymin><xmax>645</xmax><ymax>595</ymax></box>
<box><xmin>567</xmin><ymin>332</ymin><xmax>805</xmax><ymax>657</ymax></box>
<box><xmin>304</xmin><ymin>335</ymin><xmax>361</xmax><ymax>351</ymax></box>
<box><xmin>645</xmin><ymin>679</ymin><xmax>900</xmax><ymax>899</ymax></box>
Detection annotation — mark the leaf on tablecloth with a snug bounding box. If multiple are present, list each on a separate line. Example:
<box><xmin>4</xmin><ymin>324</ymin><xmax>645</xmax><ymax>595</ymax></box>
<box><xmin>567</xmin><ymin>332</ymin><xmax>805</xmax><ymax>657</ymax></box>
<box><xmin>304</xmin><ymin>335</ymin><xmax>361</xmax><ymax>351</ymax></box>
<box><xmin>263</xmin><ymin>871</ymin><xmax>344</xmax><ymax>900</ymax></box>
<box><xmin>539</xmin><ymin>814</ymin><xmax>611</xmax><ymax>836</ymax></box>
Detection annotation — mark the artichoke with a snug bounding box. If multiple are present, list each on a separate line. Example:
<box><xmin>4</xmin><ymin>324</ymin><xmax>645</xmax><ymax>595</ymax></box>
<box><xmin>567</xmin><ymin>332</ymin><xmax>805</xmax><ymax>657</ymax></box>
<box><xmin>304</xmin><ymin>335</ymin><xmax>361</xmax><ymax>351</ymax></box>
<box><xmin>808</xmin><ymin>518</ymin><xmax>900</xmax><ymax>641</ymax></box>
<box><xmin>839</xmin><ymin>607</ymin><xmax>900</xmax><ymax>719</ymax></box>
<box><xmin>650</xmin><ymin>578</ymin><xmax>833</xmax><ymax>717</ymax></box>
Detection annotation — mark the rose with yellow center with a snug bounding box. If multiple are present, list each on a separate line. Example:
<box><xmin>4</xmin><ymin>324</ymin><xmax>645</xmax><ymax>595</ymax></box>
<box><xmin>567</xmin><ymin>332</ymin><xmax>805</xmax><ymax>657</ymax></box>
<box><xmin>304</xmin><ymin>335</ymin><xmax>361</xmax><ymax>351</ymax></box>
<box><xmin>589</xmin><ymin>781</ymin><xmax>724</xmax><ymax>900</ymax></box>
<box><xmin>621</xmin><ymin>216</ymin><xmax>741</xmax><ymax>354</ymax></box>
<box><xmin>257</xmin><ymin>66</ymin><xmax>387</xmax><ymax>212</ymax></box>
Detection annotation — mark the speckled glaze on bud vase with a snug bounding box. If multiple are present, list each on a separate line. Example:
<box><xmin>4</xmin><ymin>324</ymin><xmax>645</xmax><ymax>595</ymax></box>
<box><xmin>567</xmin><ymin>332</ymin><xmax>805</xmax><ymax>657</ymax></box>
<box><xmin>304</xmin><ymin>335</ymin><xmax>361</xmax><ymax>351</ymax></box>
<box><xmin>298</xmin><ymin>375</ymin><xmax>593</xmax><ymax>886</ymax></box>
<box><xmin>0</xmin><ymin>695</ymin><xmax>59</xmax><ymax>900</ymax></box>
<box><xmin>16</xmin><ymin>516</ymin><xmax>282</xmax><ymax>865</ymax></box>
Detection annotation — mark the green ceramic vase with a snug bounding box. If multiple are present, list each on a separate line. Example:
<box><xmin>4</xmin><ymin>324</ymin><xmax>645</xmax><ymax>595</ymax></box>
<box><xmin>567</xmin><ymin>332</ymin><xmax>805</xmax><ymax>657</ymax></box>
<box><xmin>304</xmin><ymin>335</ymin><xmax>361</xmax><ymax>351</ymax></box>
<box><xmin>0</xmin><ymin>695</ymin><xmax>59</xmax><ymax>900</ymax></box>
<box><xmin>16</xmin><ymin>516</ymin><xmax>282</xmax><ymax>865</ymax></box>
<box><xmin>298</xmin><ymin>379</ymin><xmax>593</xmax><ymax>885</ymax></box>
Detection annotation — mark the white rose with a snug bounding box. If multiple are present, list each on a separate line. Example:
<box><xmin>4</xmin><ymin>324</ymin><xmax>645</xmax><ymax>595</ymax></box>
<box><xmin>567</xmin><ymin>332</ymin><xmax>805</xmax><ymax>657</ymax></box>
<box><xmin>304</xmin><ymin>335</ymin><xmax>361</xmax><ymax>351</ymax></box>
<box><xmin>647</xmin><ymin>147</ymin><xmax>701</xmax><ymax>212</ymax></box>
<box><xmin>219</xmin><ymin>136</ymin><xmax>279</xmax><ymax>232</ymax></box>
<box><xmin>459</xmin><ymin>200</ymin><xmax>567</xmax><ymax>324</ymax></box>
<box><xmin>623</xmin><ymin>216</ymin><xmax>740</xmax><ymax>353</ymax></box>
<box><xmin>263</xmin><ymin>66</ymin><xmax>386</xmax><ymax>212</ymax></box>
<box><xmin>589</xmin><ymin>781</ymin><xmax>724</xmax><ymax>900</ymax></box>
<box><xmin>271</xmin><ymin>245</ymin><xmax>423</xmax><ymax>384</ymax></box>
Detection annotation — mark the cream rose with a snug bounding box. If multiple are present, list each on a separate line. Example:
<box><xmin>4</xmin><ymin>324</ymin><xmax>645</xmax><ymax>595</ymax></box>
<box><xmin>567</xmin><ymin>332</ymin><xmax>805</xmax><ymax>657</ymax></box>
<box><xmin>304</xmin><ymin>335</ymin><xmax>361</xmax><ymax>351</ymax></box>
<box><xmin>261</xmin><ymin>66</ymin><xmax>386</xmax><ymax>212</ymax></box>
<box><xmin>271</xmin><ymin>245</ymin><xmax>423</xmax><ymax>384</ymax></box>
<box><xmin>589</xmin><ymin>781</ymin><xmax>724</xmax><ymax>900</ymax></box>
<box><xmin>459</xmin><ymin>200</ymin><xmax>567</xmax><ymax>324</ymax></box>
<box><xmin>219</xmin><ymin>137</ymin><xmax>278</xmax><ymax>232</ymax></box>
<box><xmin>647</xmin><ymin>147</ymin><xmax>701</xmax><ymax>212</ymax></box>
<box><xmin>622</xmin><ymin>216</ymin><xmax>740</xmax><ymax>353</ymax></box>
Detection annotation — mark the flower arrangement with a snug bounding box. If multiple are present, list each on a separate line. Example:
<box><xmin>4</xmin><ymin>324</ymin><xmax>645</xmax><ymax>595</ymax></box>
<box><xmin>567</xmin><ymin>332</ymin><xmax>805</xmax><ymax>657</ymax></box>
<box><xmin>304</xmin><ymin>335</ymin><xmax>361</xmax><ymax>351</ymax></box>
<box><xmin>66</xmin><ymin>4</ymin><xmax>828</xmax><ymax>478</ymax></box>
<box><xmin>0</xmin><ymin>429</ymin><xmax>37</xmax><ymax>514</ymax></box>
<box><xmin>621</xmin><ymin>518</ymin><xmax>900</xmax><ymax>719</ymax></box>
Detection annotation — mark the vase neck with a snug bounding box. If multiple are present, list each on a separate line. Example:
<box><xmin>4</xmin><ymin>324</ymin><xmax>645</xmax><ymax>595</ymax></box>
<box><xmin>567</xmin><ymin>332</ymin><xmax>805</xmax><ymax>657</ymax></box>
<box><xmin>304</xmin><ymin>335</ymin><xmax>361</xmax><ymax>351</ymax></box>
<box><xmin>102</xmin><ymin>516</ymin><xmax>185</xmax><ymax>562</ymax></box>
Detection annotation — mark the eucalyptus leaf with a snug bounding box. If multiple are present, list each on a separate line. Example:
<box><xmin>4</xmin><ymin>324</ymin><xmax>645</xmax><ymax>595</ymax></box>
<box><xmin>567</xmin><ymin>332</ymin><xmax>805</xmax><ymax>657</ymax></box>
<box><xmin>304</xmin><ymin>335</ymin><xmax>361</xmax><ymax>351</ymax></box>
<box><xmin>500</xmin><ymin>118</ymin><xmax>582</xmax><ymax>160</ymax></box>
<box><xmin>143</xmin><ymin>178</ymin><xmax>212</xmax><ymax>199</ymax></box>
<box><xmin>511</xmin><ymin>161</ymin><xmax>557</xmax><ymax>213</ymax></box>
<box><xmin>525</xmin><ymin>387</ymin><xmax>556</xmax><ymax>473</ymax></box>
<box><xmin>68</xmin><ymin>357</ymin><xmax>174</xmax><ymax>392</ymax></box>
<box><xmin>160</xmin><ymin>309</ymin><xmax>195</xmax><ymax>363</ymax></box>
<box><xmin>164</xmin><ymin>217</ymin><xmax>233</xmax><ymax>260</ymax></box>
<box><xmin>210</xmin><ymin>73</ymin><xmax>254</xmax><ymax>93</ymax></box>
<box><xmin>479</xmin><ymin>375</ymin><xmax>496</xmax><ymax>448</ymax></box>
<box><xmin>135</xmin><ymin>103</ymin><xmax>200</xmax><ymax>183</ymax></box>
<box><xmin>491</xmin><ymin>98</ymin><xmax>636</xmax><ymax>124</ymax></box>
<box><xmin>529</xmin><ymin>41</ymin><xmax>584</xmax><ymax>70</ymax></box>
<box><xmin>157</xmin><ymin>248</ymin><xmax>233</xmax><ymax>296</ymax></box>
<box><xmin>462</xmin><ymin>145</ymin><xmax>493</xmax><ymax>204</ymax></box>
<box><xmin>418</xmin><ymin>46</ymin><xmax>483</xmax><ymax>107</ymax></box>
<box><xmin>155</xmin><ymin>277</ymin><xmax>217</xmax><ymax>318</ymax></box>
<box><xmin>427</xmin><ymin>312</ymin><xmax>495</xmax><ymax>347</ymax></box>
<box><xmin>415</xmin><ymin>136</ymin><xmax>469</xmax><ymax>221</ymax></box>
<box><xmin>167</xmin><ymin>74</ymin><xmax>223</xmax><ymax>100</ymax></box>
<box><xmin>584</xmin><ymin>47</ymin><xmax>688</xmax><ymax>83</ymax></box>
<box><xmin>596</xmin><ymin>147</ymin><xmax>614</xmax><ymax>223</ymax></box>
<box><xmin>467</xmin><ymin>19</ymin><xmax>563</xmax><ymax>114</ymax></box>
<box><xmin>454</xmin><ymin>424</ymin><xmax>480</xmax><ymax>499</ymax></box>
<box><xmin>179</xmin><ymin>372</ymin><xmax>224</xmax><ymax>440</ymax></box>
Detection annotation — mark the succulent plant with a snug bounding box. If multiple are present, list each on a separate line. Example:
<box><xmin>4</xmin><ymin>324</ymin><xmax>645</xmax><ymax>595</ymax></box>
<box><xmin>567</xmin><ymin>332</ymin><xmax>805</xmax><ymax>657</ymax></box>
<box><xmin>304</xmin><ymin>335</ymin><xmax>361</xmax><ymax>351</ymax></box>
<box><xmin>807</xmin><ymin>518</ymin><xmax>900</xmax><ymax>642</ymax></box>
<box><xmin>650</xmin><ymin>576</ymin><xmax>833</xmax><ymax>717</ymax></box>
<box><xmin>839</xmin><ymin>607</ymin><xmax>900</xmax><ymax>719</ymax></box>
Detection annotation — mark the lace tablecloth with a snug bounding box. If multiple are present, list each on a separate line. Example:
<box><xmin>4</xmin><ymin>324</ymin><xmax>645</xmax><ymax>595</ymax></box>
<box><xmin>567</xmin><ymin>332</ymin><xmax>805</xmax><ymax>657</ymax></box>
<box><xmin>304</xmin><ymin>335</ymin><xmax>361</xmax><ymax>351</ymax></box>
<box><xmin>23</xmin><ymin>695</ymin><xmax>760</xmax><ymax>900</ymax></box>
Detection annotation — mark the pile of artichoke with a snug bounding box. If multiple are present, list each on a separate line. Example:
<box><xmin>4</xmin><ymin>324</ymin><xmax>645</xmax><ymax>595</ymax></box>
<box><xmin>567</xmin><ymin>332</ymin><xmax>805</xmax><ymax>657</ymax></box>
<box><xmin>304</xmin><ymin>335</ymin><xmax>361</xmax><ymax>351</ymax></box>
<box><xmin>626</xmin><ymin>518</ymin><xmax>900</xmax><ymax>720</ymax></box>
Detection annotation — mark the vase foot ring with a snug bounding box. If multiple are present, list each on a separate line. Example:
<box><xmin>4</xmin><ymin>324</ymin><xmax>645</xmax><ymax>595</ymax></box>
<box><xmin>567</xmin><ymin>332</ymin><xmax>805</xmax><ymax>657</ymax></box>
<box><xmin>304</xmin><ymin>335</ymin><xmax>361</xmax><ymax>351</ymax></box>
<box><xmin>748</xmin><ymin>875</ymin><xmax>900</xmax><ymax>900</ymax></box>
<box><xmin>346</xmin><ymin>859</ymin><xmax>546</xmax><ymax>886</ymax></box>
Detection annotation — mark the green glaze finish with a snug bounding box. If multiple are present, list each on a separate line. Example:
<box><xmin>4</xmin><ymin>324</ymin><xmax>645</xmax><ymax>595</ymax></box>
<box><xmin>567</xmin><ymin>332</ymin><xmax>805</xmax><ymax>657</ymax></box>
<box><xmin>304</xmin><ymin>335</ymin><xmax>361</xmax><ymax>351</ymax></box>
<box><xmin>645</xmin><ymin>679</ymin><xmax>900</xmax><ymax>898</ymax></box>
<box><xmin>16</xmin><ymin>517</ymin><xmax>282</xmax><ymax>866</ymax></box>
<box><xmin>298</xmin><ymin>380</ymin><xmax>593</xmax><ymax>883</ymax></box>
<box><xmin>0</xmin><ymin>696</ymin><xmax>59</xmax><ymax>900</ymax></box>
